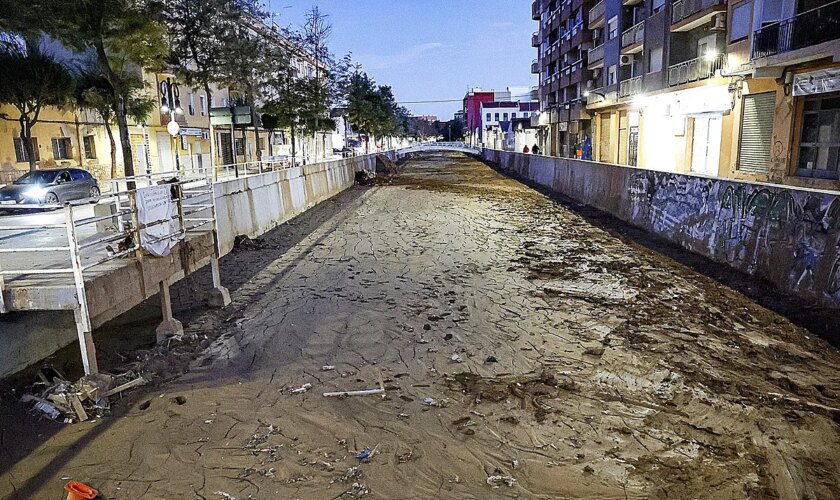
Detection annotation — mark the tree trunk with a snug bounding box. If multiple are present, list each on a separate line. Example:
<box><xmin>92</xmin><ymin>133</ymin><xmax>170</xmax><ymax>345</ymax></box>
<box><xmin>290</xmin><ymin>122</ymin><xmax>297</xmax><ymax>167</ymax></box>
<box><xmin>94</xmin><ymin>40</ymin><xmax>134</xmax><ymax>178</ymax></box>
<box><xmin>19</xmin><ymin>117</ymin><xmax>36</xmax><ymax>172</ymax></box>
<box><xmin>204</xmin><ymin>83</ymin><xmax>216</xmax><ymax>171</ymax></box>
<box><xmin>104</xmin><ymin>120</ymin><xmax>117</xmax><ymax>179</ymax></box>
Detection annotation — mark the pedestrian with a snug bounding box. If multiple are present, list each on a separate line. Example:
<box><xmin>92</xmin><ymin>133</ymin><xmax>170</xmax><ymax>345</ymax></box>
<box><xmin>532</xmin><ymin>144</ymin><xmax>540</xmax><ymax>155</ymax></box>
<box><xmin>523</xmin><ymin>145</ymin><xmax>530</xmax><ymax>154</ymax></box>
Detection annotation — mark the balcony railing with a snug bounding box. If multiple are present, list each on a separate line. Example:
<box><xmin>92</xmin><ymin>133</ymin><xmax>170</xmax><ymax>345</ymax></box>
<box><xmin>618</xmin><ymin>75</ymin><xmax>643</xmax><ymax>98</ymax></box>
<box><xmin>621</xmin><ymin>21</ymin><xmax>645</xmax><ymax>48</ymax></box>
<box><xmin>589</xmin><ymin>0</ymin><xmax>606</xmax><ymax>26</ymax></box>
<box><xmin>532</xmin><ymin>32</ymin><xmax>540</xmax><ymax>47</ymax></box>
<box><xmin>532</xmin><ymin>59</ymin><xmax>540</xmax><ymax>74</ymax></box>
<box><xmin>751</xmin><ymin>0</ymin><xmax>840</xmax><ymax>59</ymax></box>
<box><xmin>672</xmin><ymin>0</ymin><xmax>725</xmax><ymax>24</ymax></box>
<box><xmin>588</xmin><ymin>43</ymin><xmax>605</xmax><ymax>68</ymax></box>
<box><xmin>668</xmin><ymin>53</ymin><xmax>726</xmax><ymax>86</ymax></box>
<box><xmin>532</xmin><ymin>0</ymin><xmax>541</xmax><ymax>20</ymax></box>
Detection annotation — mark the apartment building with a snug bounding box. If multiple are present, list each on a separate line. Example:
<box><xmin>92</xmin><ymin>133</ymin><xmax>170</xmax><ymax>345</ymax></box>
<box><xmin>532</xmin><ymin>0</ymin><xmax>598</xmax><ymax>157</ymax></box>
<box><xmin>481</xmin><ymin>101</ymin><xmax>540</xmax><ymax>150</ymax></box>
<box><xmin>531</xmin><ymin>0</ymin><xmax>840</xmax><ymax>189</ymax></box>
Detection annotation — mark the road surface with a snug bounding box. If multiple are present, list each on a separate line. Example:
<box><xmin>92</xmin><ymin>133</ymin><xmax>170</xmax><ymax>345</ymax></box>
<box><xmin>2</xmin><ymin>152</ymin><xmax>839</xmax><ymax>499</ymax></box>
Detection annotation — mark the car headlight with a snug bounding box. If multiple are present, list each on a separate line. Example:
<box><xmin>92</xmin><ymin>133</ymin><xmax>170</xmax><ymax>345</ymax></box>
<box><xmin>23</xmin><ymin>187</ymin><xmax>47</xmax><ymax>200</ymax></box>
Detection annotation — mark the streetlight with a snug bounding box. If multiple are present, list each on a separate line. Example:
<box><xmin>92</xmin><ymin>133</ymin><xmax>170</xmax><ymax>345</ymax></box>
<box><xmin>159</xmin><ymin>77</ymin><xmax>184</xmax><ymax>173</ymax></box>
<box><xmin>583</xmin><ymin>90</ymin><xmax>607</xmax><ymax>99</ymax></box>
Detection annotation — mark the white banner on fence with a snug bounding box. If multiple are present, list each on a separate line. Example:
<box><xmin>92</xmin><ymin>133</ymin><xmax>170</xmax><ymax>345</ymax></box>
<box><xmin>136</xmin><ymin>184</ymin><xmax>181</xmax><ymax>257</ymax></box>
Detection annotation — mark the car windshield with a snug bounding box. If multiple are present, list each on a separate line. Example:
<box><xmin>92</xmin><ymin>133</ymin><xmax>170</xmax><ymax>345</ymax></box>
<box><xmin>14</xmin><ymin>171</ymin><xmax>58</xmax><ymax>185</ymax></box>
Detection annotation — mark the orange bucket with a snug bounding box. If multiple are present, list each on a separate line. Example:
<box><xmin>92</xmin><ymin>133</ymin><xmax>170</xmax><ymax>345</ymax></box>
<box><xmin>64</xmin><ymin>481</ymin><xmax>98</xmax><ymax>500</ymax></box>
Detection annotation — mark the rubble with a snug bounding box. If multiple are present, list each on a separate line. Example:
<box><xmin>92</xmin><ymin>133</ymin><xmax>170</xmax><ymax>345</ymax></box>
<box><xmin>19</xmin><ymin>367</ymin><xmax>147</xmax><ymax>424</ymax></box>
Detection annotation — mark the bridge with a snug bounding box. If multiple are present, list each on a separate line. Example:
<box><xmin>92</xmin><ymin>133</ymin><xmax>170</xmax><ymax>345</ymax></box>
<box><xmin>398</xmin><ymin>141</ymin><xmax>481</xmax><ymax>155</ymax></box>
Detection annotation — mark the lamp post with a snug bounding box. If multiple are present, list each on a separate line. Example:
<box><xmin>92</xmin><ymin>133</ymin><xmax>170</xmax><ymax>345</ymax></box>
<box><xmin>159</xmin><ymin>77</ymin><xmax>184</xmax><ymax>174</ymax></box>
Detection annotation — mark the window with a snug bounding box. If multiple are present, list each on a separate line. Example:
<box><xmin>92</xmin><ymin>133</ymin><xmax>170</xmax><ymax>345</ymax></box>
<box><xmin>503</xmin><ymin>113</ymin><xmax>509</xmax><ymax>121</ymax></box>
<box><xmin>486</xmin><ymin>113</ymin><xmax>491</xmax><ymax>122</ymax></box>
<box><xmin>648</xmin><ymin>46</ymin><xmax>663</xmax><ymax>73</ymax></box>
<box><xmin>495</xmin><ymin>113</ymin><xmax>500</xmax><ymax>121</ymax></box>
<box><xmin>200</xmin><ymin>95</ymin><xmax>207</xmax><ymax>116</ymax></box>
<box><xmin>652</xmin><ymin>0</ymin><xmax>666</xmax><ymax>13</ymax></box>
<box><xmin>730</xmin><ymin>1</ymin><xmax>752</xmax><ymax>42</ymax></box>
<box><xmin>51</xmin><ymin>137</ymin><xmax>72</xmax><ymax>160</ymax></box>
<box><xmin>56</xmin><ymin>171</ymin><xmax>71</xmax><ymax>184</ymax></box>
<box><xmin>608</xmin><ymin>65</ymin><xmax>617</xmax><ymax>85</ymax></box>
<box><xmin>797</xmin><ymin>94</ymin><xmax>840</xmax><ymax>179</ymax></box>
<box><xmin>70</xmin><ymin>169</ymin><xmax>86</xmax><ymax>181</ymax></box>
<box><xmin>607</xmin><ymin>16</ymin><xmax>618</xmax><ymax>39</ymax></box>
<box><xmin>234</xmin><ymin>137</ymin><xmax>246</xmax><ymax>155</ymax></box>
<box><xmin>189</xmin><ymin>93</ymin><xmax>195</xmax><ymax>115</ymax></box>
<box><xmin>13</xmin><ymin>137</ymin><xmax>39</xmax><ymax>163</ymax></box>
<box><xmin>83</xmin><ymin>136</ymin><xmax>96</xmax><ymax>159</ymax></box>
<box><xmin>523</xmin><ymin>112</ymin><xmax>530</xmax><ymax>118</ymax></box>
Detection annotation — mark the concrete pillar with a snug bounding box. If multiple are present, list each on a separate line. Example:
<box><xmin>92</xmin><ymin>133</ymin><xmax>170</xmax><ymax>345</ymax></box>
<box><xmin>74</xmin><ymin>308</ymin><xmax>99</xmax><ymax>375</ymax></box>
<box><xmin>155</xmin><ymin>279</ymin><xmax>184</xmax><ymax>344</ymax></box>
<box><xmin>207</xmin><ymin>258</ymin><xmax>231</xmax><ymax>307</ymax></box>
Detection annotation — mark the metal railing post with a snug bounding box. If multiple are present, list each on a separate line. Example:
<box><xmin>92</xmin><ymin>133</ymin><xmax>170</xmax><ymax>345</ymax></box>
<box><xmin>64</xmin><ymin>203</ymin><xmax>99</xmax><ymax>375</ymax></box>
<box><xmin>0</xmin><ymin>256</ymin><xmax>6</xmax><ymax>314</ymax></box>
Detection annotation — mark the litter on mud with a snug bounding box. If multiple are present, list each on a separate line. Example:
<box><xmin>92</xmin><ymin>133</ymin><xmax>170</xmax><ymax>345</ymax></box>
<box><xmin>19</xmin><ymin>367</ymin><xmax>145</xmax><ymax>424</ymax></box>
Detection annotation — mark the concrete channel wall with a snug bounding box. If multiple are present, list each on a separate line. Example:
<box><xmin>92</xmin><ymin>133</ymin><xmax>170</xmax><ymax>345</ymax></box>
<box><xmin>0</xmin><ymin>152</ymin><xmax>395</xmax><ymax>379</ymax></box>
<box><xmin>483</xmin><ymin>149</ymin><xmax>840</xmax><ymax>309</ymax></box>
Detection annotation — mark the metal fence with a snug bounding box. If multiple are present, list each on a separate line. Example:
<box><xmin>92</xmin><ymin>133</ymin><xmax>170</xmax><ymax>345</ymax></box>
<box><xmin>751</xmin><ymin>0</ymin><xmax>840</xmax><ymax>59</ymax></box>
<box><xmin>668</xmin><ymin>53</ymin><xmax>727</xmax><ymax>86</ymax></box>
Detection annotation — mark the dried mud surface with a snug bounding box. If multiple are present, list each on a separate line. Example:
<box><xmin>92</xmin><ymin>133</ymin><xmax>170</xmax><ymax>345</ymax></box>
<box><xmin>2</xmin><ymin>152</ymin><xmax>840</xmax><ymax>499</ymax></box>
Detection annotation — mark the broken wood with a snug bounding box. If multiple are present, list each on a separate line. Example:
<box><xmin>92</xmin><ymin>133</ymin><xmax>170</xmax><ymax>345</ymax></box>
<box><xmin>100</xmin><ymin>377</ymin><xmax>147</xmax><ymax>398</ymax></box>
<box><xmin>69</xmin><ymin>395</ymin><xmax>88</xmax><ymax>422</ymax></box>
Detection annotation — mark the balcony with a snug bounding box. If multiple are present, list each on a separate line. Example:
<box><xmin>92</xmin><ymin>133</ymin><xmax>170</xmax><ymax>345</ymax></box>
<box><xmin>623</xmin><ymin>0</ymin><xmax>643</xmax><ymax>5</ymax></box>
<box><xmin>589</xmin><ymin>0</ymin><xmax>606</xmax><ymax>27</ymax></box>
<box><xmin>618</xmin><ymin>75</ymin><xmax>643</xmax><ymax>98</ymax></box>
<box><xmin>530</xmin><ymin>86</ymin><xmax>540</xmax><ymax>101</ymax></box>
<box><xmin>588</xmin><ymin>43</ymin><xmax>605</xmax><ymax>69</ymax></box>
<box><xmin>532</xmin><ymin>59</ymin><xmax>540</xmax><ymax>74</ymax></box>
<box><xmin>532</xmin><ymin>32</ymin><xmax>541</xmax><ymax>47</ymax></box>
<box><xmin>668</xmin><ymin>53</ymin><xmax>726</xmax><ymax>86</ymax></box>
<box><xmin>752</xmin><ymin>0</ymin><xmax>840</xmax><ymax>59</ymax></box>
<box><xmin>671</xmin><ymin>0</ymin><xmax>726</xmax><ymax>31</ymax></box>
<box><xmin>532</xmin><ymin>0</ymin><xmax>541</xmax><ymax>20</ymax></box>
<box><xmin>621</xmin><ymin>21</ymin><xmax>645</xmax><ymax>53</ymax></box>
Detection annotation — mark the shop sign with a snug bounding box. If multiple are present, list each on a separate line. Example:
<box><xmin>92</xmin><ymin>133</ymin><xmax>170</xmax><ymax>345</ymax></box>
<box><xmin>793</xmin><ymin>68</ymin><xmax>840</xmax><ymax>96</ymax></box>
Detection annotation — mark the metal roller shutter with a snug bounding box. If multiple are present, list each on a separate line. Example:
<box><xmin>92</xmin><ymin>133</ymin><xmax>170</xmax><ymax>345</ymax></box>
<box><xmin>737</xmin><ymin>92</ymin><xmax>776</xmax><ymax>173</ymax></box>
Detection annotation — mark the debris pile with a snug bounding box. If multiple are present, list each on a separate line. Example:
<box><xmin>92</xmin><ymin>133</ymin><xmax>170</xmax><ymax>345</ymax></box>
<box><xmin>354</xmin><ymin>170</ymin><xmax>376</xmax><ymax>186</ymax></box>
<box><xmin>20</xmin><ymin>366</ymin><xmax>147</xmax><ymax>424</ymax></box>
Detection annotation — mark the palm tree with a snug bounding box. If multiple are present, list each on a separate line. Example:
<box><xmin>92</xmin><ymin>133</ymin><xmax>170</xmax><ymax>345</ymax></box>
<box><xmin>0</xmin><ymin>38</ymin><xmax>74</xmax><ymax>171</ymax></box>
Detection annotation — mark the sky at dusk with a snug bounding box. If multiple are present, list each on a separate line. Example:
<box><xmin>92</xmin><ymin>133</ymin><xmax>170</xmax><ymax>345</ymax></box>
<box><xmin>271</xmin><ymin>0</ymin><xmax>538</xmax><ymax>120</ymax></box>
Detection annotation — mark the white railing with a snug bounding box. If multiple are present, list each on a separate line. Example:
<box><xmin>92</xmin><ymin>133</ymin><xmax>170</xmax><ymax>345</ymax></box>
<box><xmin>621</xmin><ymin>20</ymin><xmax>645</xmax><ymax>48</ymax></box>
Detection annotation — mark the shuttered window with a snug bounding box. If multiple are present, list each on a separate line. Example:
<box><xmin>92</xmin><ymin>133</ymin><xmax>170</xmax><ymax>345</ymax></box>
<box><xmin>737</xmin><ymin>92</ymin><xmax>775</xmax><ymax>173</ymax></box>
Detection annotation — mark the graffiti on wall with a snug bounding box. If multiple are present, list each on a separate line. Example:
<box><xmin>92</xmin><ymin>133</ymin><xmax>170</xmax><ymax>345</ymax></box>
<box><xmin>625</xmin><ymin>170</ymin><xmax>840</xmax><ymax>305</ymax></box>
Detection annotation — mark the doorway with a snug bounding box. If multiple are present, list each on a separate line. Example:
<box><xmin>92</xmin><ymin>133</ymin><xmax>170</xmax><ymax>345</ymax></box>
<box><xmin>691</xmin><ymin>114</ymin><xmax>722</xmax><ymax>176</ymax></box>
<box><xmin>156</xmin><ymin>132</ymin><xmax>174</xmax><ymax>173</ymax></box>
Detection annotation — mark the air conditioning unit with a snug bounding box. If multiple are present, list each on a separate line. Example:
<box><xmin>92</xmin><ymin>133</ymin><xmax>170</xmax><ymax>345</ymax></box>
<box><xmin>711</xmin><ymin>13</ymin><xmax>726</xmax><ymax>31</ymax></box>
<box><xmin>620</xmin><ymin>54</ymin><xmax>633</xmax><ymax>66</ymax></box>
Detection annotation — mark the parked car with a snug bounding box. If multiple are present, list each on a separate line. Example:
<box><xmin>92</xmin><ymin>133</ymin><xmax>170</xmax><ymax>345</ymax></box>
<box><xmin>0</xmin><ymin>168</ymin><xmax>100</xmax><ymax>206</ymax></box>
